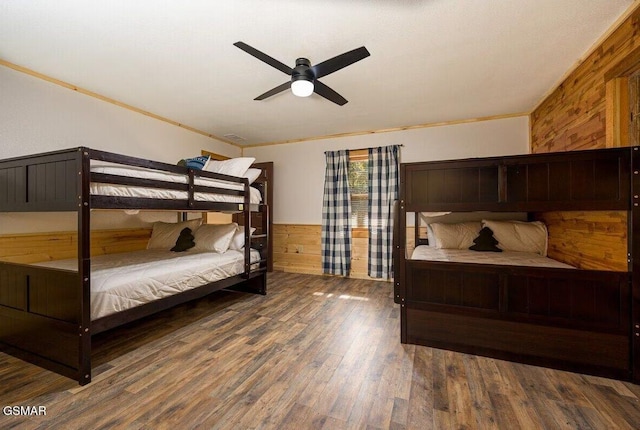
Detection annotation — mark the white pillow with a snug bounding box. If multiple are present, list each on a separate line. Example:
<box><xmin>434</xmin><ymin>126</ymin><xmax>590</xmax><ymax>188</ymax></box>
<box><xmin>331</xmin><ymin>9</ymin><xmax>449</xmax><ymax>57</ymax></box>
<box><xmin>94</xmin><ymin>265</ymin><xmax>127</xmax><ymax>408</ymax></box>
<box><xmin>428</xmin><ymin>222</ymin><xmax>482</xmax><ymax>249</ymax></box>
<box><xmin>244</xmin><ymin>168</ymin><xmax>262</xmax><ymax>184</ymax></box>
<box><xmin>147</xmin><ymin>219</ymin><xmax>202</xmax><ymax>250</ymax></box>
<box><xmin>204</xmin><ymin>157</ymin><xmax>255</xmax><ymax>177</ymax></box>
<box><xmin>426</xmin><ymin>224</ymin><xmax>436</xmax><ymax>247</ymax></box>
<box><xmin>229</xmin><ymin>227</ymin><xmax>257</xmax><ymax>250</ymax></box>
<box><xmin>193</xmin><ymin>223</ymin><xmax>238</xmax><ymax>253</ymax></box>
<box><xmin>482</xmin><ymin>220</ymin><xmax>548</xmax><ymax>256</ymax></box>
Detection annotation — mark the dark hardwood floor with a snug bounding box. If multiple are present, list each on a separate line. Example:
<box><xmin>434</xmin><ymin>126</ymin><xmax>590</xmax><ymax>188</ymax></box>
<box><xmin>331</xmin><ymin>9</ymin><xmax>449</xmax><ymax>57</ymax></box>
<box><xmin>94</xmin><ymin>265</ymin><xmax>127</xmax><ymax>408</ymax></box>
<box><xmin>1</xmin><ymin>272</ymin><xmax>639</xmax><ymax>429</ymax></box>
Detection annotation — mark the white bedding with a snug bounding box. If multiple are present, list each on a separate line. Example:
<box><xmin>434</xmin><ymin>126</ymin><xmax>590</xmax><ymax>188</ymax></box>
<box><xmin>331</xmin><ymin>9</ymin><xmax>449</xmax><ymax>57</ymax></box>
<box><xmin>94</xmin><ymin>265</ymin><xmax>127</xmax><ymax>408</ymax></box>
<box><xmin>91</xmin><ymin>165</ymin><xmax>262</xmax><ymax>204</ymax></box>
<box><xmin>410</xmin><ymin>245</ymin><xmax>574</xmax><ymax>269</ymax></box>
<box><xmin>36</xmin><ymin>248</ymin><xmax>261</xmax><ymax>320</ymax></box>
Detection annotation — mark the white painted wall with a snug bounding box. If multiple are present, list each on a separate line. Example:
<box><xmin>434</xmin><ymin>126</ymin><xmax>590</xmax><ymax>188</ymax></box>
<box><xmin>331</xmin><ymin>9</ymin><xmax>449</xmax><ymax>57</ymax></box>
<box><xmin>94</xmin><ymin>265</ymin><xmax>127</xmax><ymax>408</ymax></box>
<box><xmin>0</xmin><ymin>66</ymin><xmax>240</xmax><ymax>234</ymax></box>
<box><xmin>244</xmin><ymin>116</ymin><xmax>530</xmax><ymax>225</ymax></box>
<box><xmin>0</xmin><ymin>65</ymin><xmax>530</xmax><ymax>233</ymax></box>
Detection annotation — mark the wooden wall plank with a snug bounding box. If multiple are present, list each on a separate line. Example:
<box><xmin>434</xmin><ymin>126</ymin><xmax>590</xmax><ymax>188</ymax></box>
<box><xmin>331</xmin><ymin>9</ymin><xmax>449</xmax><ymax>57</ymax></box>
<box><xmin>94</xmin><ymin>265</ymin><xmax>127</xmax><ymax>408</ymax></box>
<box><xmin>273</xmin><ymin>224</ymin><xmax>419</xmax><ymax>280</ymax></box>
<box><xmin>273</xmin><ymin>224</ymin><xmax>392</xmax><ymax>281</ymax></box>
<box><xmin>8</xmin><ymin>216</ymin><xmax>622</xmax><ymax>277</ymax></box>
<box><xmin>533</xmin><ymin>211</ymin><xmax>628</xmax><ymax>271</ymax></box>
<box><xmin>530</xmin><ymin>7</ymin><xmax>640</xmax><ymax>275</ymax></box>
<box><xmin>0</xmin><ymin>228</ymin><xmax>151</xmax><ymax>264</ymax></box>
<box><xmin>273</xmin><ymin>224</ymin><xmax>323</xmax><ymax>276</ymax></box>
<box><xmin>531</xmin><ymin>5</ymin><xmax>640</xmax><ymax>153</ymax></box>
<box><xmin>606</xmin><ymin>77</ymin><xmax>631</xmax><ymax>148</ymax></box>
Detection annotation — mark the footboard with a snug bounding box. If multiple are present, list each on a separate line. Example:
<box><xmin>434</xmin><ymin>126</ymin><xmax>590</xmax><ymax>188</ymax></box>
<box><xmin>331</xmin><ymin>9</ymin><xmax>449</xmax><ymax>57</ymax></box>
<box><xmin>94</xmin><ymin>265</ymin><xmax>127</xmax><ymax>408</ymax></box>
<box><xmin>402</xmin><ymin>260</ymin><xmax>632</xmax><ymax>380</ymax></box>
<box><xmin>0</xmin><ymin>262</ymin><xmax>90</xmax><ymax>383</ymax></box>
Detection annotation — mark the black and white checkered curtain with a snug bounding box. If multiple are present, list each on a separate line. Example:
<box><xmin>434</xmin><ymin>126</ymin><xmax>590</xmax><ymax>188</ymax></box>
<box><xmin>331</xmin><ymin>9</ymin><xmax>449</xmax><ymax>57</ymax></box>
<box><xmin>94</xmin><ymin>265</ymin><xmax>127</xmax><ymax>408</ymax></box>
<box><xmin>368</xmin><ymin>145</ymin><xmax>400</xmax><ymax>279</ymax></box>
<box><xmin>321</xmin><ymin>150</ymin><xmax>352</xmax><ymax>276</ymax></box>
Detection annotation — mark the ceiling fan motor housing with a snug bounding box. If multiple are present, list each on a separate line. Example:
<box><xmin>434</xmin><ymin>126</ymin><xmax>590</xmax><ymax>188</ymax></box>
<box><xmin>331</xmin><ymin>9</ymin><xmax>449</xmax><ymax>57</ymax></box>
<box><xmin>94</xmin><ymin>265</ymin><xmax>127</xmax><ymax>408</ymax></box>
<box><xmin>292</xmin><ymin>58</ymin><xmax>314</xmax><ymax>83</ymax></box>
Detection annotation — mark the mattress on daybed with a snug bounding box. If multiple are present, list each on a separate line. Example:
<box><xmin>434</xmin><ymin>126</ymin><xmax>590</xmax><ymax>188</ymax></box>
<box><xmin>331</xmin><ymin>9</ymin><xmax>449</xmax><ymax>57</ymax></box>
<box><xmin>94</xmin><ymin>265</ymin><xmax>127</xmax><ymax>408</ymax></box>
<box><xmin>90</xmin><ymin>164</ymin><xmax>262</xmax><ymax>204</ymax></box>
<box><xmin>36</xmin><ymin>248</ymin><xmax>261</xmax><ymax>320</ymax></box>
<box><xmin>410</xmin><ymin>245</ymin><xmax>574</xmax><ymax>269</ymax></box>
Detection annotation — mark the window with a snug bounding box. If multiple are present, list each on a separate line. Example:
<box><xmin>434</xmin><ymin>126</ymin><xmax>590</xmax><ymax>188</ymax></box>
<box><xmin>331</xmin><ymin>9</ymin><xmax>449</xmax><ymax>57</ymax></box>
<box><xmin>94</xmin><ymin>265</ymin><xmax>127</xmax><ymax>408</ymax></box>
<box><xmin>349</xmin><ymin>150</ymin><xmax>368</xmax><ymax>228</ymax></box>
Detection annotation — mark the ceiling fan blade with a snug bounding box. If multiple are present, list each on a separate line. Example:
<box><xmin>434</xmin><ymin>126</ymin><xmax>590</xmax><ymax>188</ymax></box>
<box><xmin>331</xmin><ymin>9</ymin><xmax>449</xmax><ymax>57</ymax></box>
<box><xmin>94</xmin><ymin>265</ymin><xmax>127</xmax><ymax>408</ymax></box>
<box><xmin>311</xmin><ymin>46</ymin><xmax>370</xmax><ymax>79</ymax></box>
<box><xmin>314</xmin><ymin>80</ymin><xmax>348</xmax><ymax>106</ymax></box>
<box><xmin>254</xmin><ymin>82</ymin><xmax>290</xmax><ymax>100</ymax></box>
<box><xmin>234</xmin><ymin>41</ymin><xmax>293</xmax><ymax>75</ymax></box>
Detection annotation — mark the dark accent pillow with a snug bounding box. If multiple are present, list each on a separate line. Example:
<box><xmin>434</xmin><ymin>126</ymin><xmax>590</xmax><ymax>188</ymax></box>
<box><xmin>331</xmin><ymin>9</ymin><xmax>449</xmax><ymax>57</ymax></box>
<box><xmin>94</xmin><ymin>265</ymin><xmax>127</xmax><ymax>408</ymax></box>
<box><xmin>469</xmin><ymin>227</ymin><xmax>502</xmax><ymax>252</ymax></box>
<box><xmin>171</xmin><ymin>227</ymin><xmax>195</xmax><ymax>252</ymax></box>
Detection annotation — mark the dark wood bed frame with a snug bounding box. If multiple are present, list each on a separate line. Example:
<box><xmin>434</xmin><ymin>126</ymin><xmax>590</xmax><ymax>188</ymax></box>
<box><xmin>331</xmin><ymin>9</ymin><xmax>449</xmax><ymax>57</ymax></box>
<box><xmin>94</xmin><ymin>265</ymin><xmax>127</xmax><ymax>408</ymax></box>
<box><xmin>0</xmin><ymin>147</ymin><xmax>271</xmax><ymax>385</ymax></box>
<box><xmin>394</xmin><ymin>146</ymin><xmax>640</xmax><ymax>383</ymax></box>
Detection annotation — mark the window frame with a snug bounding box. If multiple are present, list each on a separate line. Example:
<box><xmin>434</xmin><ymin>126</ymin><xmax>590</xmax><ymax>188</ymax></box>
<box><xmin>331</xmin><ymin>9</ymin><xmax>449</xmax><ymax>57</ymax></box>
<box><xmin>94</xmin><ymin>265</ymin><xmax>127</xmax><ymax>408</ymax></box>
<box><xmin>349</xmin><ymin>149</ymin><xmax>369</xmax><ymax>234</ymax></box>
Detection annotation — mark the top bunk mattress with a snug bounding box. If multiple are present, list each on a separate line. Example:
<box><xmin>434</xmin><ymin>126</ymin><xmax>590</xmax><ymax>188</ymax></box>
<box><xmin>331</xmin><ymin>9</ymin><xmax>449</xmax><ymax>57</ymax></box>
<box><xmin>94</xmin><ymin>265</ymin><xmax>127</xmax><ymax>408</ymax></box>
<box><xmin>91</xmin><ymin>164</ymin><xmax>262</xmax><ymax>204</ymax></box>
<box><xmin>410</xmin><ymin>245</ymin><xmax>575</xmax><ymax>269</ymax></box>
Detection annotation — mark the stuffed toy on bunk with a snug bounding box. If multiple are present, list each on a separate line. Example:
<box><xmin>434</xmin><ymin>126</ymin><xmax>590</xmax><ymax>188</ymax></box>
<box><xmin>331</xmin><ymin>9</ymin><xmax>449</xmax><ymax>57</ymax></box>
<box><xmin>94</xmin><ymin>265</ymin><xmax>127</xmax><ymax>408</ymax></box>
<box><xmin>171</xmin><ymin>227</ymin><xmax>196</xmax><ymax>252</ymax></box>
<box><xmin>469</xmin><ymin>227</ymin><xmax>502</xmax><ymax>252</ymax></box>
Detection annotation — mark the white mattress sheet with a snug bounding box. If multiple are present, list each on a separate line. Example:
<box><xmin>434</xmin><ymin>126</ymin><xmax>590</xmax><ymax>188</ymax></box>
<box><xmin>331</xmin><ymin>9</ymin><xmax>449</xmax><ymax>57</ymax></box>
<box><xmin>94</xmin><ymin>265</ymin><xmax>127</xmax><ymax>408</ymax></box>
<box><xmin>410</xmin><ymin>245</ymin><xmax>575</xmax><ymax>269</ymax></box>
<box><xmin>90</xmin><ymin>165</ymin><xmax>262</xmax><ymax>203</ymax></box>
<box><xmin>36</xmin><ymin>249</ymin><xmax>261</xmax><ymax>320</ymax></box>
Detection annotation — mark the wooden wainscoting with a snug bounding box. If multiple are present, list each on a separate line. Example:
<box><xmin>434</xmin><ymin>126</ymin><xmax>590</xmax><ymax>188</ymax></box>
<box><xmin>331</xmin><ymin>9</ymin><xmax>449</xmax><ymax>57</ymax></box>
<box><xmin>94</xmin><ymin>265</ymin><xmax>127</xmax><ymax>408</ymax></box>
<box><xmin>0</xmin><ymin>228</ymin><xmax>151</xmax><ymax>264</ymax></box>
<box><xmin>533</xmin><ymin>211</ymin><xmax>628</xmax><ymax>271</ymax></box>
<box><xmin>202</xmin><ymin>212</ymin><xmax>233</xmax><ymax>224</ymax></box>
<box><xmin>268</xmin><ymin>216</ymin><xmax>628</xmax><ymax>277</ymax></box>
<box><xmin>273</xmin><ymin>224</ymin><xmax>321</xmax><ymax>275</ymax></box>
<box><xmin>406</xmin><ymin>226</ymin><xmax>421</xmax><ymax>257</ymax></box>
<box><xmin>274</xmin><ymin>224</ymin><xmax>421</xmax><ymax>280</ymax></box>
<box><xmin>274</xmin><ymin>224</ymin><xmax>386</xmax><ymax>280</ymax></box>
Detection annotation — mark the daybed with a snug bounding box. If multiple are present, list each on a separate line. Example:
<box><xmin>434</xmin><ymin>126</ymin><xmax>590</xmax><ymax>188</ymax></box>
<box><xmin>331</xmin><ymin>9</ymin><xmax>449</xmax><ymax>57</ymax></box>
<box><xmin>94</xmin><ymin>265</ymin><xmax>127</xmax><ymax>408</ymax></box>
<box><xmin>0</xmin><ymin>147</ymin><xmax>271</xmax><ymax>385</ymax></box>
<box><xmin>394</xmin><ymin>146</ymin><xmax>639</xmax><ymax>383</ymax></box>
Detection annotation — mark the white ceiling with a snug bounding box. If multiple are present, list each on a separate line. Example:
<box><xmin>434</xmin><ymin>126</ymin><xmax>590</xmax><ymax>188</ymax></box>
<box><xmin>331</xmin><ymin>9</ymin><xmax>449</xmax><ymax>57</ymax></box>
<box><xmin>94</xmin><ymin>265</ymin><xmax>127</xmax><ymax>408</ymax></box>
<box><xmin>0</xmin><ymin>0</ymin><xmax>635</xmax><ymax>146</ymax></box>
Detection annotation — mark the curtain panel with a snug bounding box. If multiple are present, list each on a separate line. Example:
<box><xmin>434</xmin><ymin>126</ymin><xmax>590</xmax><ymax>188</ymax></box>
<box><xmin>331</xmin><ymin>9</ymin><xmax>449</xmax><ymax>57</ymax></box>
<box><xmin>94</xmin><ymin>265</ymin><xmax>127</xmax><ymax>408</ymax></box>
<box><xmin>368</xmin><ymin>145</ymin><xmax>400</xmax><ymax>279</ymax></box>
<box><xmin>321</xmin><ymin>150</ymin><xmax>352</xmax><ymax>276</ymax></box>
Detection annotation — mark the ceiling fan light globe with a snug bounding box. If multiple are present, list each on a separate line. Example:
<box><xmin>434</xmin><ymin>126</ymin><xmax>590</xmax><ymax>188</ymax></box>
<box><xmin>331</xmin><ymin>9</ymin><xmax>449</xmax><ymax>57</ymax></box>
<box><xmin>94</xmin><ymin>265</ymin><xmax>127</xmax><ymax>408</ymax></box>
<box><xmin>291</xmin><ymin>79</ymin><xmax>314</xmax><ymax>97</ymax></box>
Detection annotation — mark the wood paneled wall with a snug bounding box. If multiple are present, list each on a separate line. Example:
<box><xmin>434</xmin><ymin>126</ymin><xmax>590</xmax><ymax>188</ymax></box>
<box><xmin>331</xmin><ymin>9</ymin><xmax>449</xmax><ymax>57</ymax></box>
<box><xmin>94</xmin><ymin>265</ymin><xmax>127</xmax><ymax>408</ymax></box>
<box><xmin>530</xmin><ymin>5</ymin><xmax>640</xmax><ymax>153</ymax></box>
<box><xmin>273</xmin><ymin>224</ymin><xmax>418</xmax><ymax>280</ymax></box>
<box><xmin>273</xmin><ymin>224</ymin><xmax>396</xmax><ymax>281</ymax></box>
<box><xmin>6</xmin><ymin>216</ymin><xmax>623</xmax><ymax>275</ymax></box>
<box><xmin>0</xmin><ymin>228</ymin><xmax>151</xmax><ymax>264</ymax></box>
<box><xmin>275</xmin><ymin>218</ymin><xmax>627</xmax><ymax>276</ymax></box>
<box><xmin>529</xmin><ymin>7</ymin><xmax>638</xmax><ymax>272</ymax></box>
<box><xmin>534</xmin><ymin>211</ymin><xmax>628</xmax><ymax>271</ymax></box>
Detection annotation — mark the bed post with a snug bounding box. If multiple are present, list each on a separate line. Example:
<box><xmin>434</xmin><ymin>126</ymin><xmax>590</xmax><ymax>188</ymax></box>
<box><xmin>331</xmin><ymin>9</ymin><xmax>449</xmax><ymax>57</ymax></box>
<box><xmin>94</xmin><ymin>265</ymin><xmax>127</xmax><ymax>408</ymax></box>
<box><xmin>414</xmin><ymin>213</ymin><xmax>420</xmax><ymax>247</ymax></box>
<box><xmin>78</xmin><ymin>148</ymin><xmax>92</xmax><ymax>385</ymax></box>
<box><xmin>632</xmin><ymin>146</ymin><xmax>640</xmax><ymax>384</ymax></box>
<box><xmin>262</xmin><ymin>202</ymin><xmax>269</xmax><ymax>292</ymax></box>
<box><xmin>396</xmin><ymin>165</ymin><xmax>407</xmax><ymax>344</ymax></box>
<box><xmin>393</xmin><ymin>200</ymin><xmax>405</xmax><ymax>305</ymax></box>
<box><xmin>243</xmin><ymin>178</ymin><xmax>251</xmax><ymax>278</ymax></box>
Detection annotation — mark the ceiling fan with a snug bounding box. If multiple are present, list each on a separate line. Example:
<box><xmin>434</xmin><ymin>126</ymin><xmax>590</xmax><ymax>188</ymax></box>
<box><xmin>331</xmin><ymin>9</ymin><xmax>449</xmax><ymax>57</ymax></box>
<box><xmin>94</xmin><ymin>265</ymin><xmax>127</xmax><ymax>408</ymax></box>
<box><xmin>234</xmin><ymin>41</ymin><xmax>370</xmax><ymax>106</ymax></box>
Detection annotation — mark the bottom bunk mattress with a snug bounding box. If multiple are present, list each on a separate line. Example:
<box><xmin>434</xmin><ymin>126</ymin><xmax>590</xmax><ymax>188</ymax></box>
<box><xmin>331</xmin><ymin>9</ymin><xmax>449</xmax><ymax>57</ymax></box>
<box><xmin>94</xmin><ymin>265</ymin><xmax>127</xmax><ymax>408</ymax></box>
<box><xmin>36</xmin><ymin>249</ymin><xmax>260</xmax><ymax>320</ymax></box>
<box><xmin>410</xmin><ymin>245</ymin><xmax>575</xmax><ymax>269</ymax></box>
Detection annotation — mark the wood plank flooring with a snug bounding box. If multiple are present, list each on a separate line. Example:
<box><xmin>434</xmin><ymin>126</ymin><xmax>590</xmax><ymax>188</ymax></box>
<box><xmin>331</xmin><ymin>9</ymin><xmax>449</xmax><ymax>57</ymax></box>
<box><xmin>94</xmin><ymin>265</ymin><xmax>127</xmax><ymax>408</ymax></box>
<box><xmin>1</xmin><ymin>272</ymin><xmax>639</xmax><ymax>429</ymax></box>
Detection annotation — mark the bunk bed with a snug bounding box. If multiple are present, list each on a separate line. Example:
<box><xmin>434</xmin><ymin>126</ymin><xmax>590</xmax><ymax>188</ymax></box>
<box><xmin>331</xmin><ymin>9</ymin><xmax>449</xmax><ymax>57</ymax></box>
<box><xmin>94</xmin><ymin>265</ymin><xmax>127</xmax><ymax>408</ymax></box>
<box><xmin>394</xmin><ymin>146</ymin><xmax>640</xmax><ymax>383</ymax></box>
<box><xmin>0</xmin><ymin>147</ymin><xmax>272</xmax><ymax>385</ymax></box>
